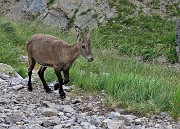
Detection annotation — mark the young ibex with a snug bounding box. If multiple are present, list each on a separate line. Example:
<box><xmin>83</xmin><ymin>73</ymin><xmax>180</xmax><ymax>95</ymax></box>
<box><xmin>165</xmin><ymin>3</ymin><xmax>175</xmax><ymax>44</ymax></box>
<box><xmin>27</xmin><ymin>27</ymin><xmax>94</xmax><ymax>99</ymax></box>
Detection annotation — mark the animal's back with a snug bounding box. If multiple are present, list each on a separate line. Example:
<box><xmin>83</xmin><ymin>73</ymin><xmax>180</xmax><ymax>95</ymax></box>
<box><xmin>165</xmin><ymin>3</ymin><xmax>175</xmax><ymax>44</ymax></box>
<box><xmin>27</xmin><ymin>34</ymin><xmax>62</xmax><ymax>66</ymax></box>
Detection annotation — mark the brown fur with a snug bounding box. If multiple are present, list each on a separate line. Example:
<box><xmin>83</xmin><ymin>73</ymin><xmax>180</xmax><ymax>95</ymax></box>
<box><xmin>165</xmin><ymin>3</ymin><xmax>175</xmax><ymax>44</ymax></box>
<box><xmin>27</xmin><ymin>34</ymin><xmax>81</xmax><ymax>69</ymax></box>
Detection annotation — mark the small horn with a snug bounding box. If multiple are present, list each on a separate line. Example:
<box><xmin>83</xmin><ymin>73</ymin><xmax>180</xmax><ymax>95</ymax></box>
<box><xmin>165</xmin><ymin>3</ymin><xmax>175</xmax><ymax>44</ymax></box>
<box><xmin>75</xmin><ymin>25</ymin><xmax>85</xmax><ymax>42</ymax></box>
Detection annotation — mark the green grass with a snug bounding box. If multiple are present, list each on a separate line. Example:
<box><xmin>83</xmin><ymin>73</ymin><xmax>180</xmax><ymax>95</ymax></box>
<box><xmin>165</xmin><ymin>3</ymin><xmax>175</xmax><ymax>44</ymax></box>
<box><xmin>95</xmin><ymin>14</ymin><xmax>177</xmax><ymax>62</ymax></box>
<box><xmin>0</xmin><ymin>0</ymin><xmax>180</xmax><ymax>117</ymax></box>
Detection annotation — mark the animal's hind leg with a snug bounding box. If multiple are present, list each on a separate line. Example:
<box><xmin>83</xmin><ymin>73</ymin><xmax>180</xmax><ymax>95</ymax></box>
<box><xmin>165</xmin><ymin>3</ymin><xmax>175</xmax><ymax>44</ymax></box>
<box><xmin>38</xmin><ymin>66</ymin><xmax>51</xmax><ymax>93</ymax></box>
<box><xmin>28</xmin><ymin>58</ymin><xmax>36</xmax><ymax>91</ymax></box>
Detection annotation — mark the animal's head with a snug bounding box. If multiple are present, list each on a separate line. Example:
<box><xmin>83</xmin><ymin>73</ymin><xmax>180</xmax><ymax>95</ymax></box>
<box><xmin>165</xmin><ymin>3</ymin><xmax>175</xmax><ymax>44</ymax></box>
<box><xmin>76</xmin><ymin>26</ymin><xmax>94</xmax><ymax>62</ymax></box>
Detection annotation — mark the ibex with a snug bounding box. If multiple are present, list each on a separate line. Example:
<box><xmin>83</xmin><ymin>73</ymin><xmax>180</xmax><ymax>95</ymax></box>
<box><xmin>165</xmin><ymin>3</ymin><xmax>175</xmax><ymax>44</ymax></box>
<box><xmin>26</xmin><ymin>27</ymin><xmax>94</xmax><ymax>99</ymax></box>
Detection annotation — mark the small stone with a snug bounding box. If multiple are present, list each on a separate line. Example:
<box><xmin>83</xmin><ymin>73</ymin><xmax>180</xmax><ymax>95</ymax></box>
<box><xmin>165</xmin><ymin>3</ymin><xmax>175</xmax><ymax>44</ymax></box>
<box><xmin>16</xmin><ymin>121</ymin><xmax>24</xmax><ymax>125</ymax></box>
<box><xmin>42</xmin><ymin>101</ymin><xmax>56</xmax><ymax>108</ymax></box>
<box><xmin>72</xmin><ymin>99</ymin><xmax>81</xmax><ymax>104</ymax></box>
<box><xmin>81</xmin><ymin>122</ymin><xmax>91</xmax><ymax>128</ymax></box>
<box><xmin>103</xmin><ymin>119</ymin><xmax>125</xmax><ymax>129</ymax></box>
<box><xmin>25</xmin><ymin>124</ymin><xmax>44</xmax><ymax>129</ymax></box>
<box><xmin>89</xmin><ymin>96</ymin><xmax>93</xmax><ymax>101</ymax></box>
<box><xmin>53</xmin><ymin>124</ymin><xmax>62</xmax><ymax>129</ymax></box>
<box><xmin>90</xmin><ymin>115</ymin><xmax>101</xmax><ymax>126</ymax></box>
<box><xmin>64</xmin><ymin>123</ymin><xmax>71</xmax><ymax>128</ymax></box>
<box><xmin>0</xmin><ymin>78</ymin><xmax>5</xmax><ymax>83</ymax></box>
<box><xmin>109</xmin><ymin>112</ymin><xmax>120</xmax><ymax>119</ymax></box>
<box><xmin>134</xmin><ymin>118</ymin><xmax>142</xmax><ymax>125</ymax></box>
<box><xmin>58</xmin><ymin>112</ymin><xmax>64</xmax><ymax>116</ymax></box>
<box><xmin>12</xmin><ymin>85</ymin><xmax>24</xmax><ymax>90</ymax></box>
<box><xmin>41</xmin><ymin>108</ymin><xmax>58</xmax><ymax>117</ymax></box>
<box><xmin>63</xmin><ymin>105</ymin><xmax>74</xmax><ymax>113</ymax></box>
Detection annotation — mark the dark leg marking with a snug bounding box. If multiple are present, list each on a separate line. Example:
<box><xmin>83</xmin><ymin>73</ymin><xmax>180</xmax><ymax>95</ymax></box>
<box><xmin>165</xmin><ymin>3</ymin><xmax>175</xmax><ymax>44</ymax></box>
<box><xmin>38</xmin><ymin>66</ymin><xmax>51</xmax><ymax>93</ymax></box>
<box><xmin>27</xmin><ymin>58</ymin><xmax>36</xmax><ymax>92</ymax></box>
<box><xmin>54</xmin><ymin>67</ymin><xmax>66</xmax><ymax>99</ymax></box>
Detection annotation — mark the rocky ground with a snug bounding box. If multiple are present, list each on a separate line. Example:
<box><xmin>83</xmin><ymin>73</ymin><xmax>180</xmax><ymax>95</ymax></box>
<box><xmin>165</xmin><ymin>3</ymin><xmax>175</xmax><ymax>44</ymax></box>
<box><xmin>0</xmin><ymin>73</ymin><xmax>180</xmax><ymax>129</ymax></box>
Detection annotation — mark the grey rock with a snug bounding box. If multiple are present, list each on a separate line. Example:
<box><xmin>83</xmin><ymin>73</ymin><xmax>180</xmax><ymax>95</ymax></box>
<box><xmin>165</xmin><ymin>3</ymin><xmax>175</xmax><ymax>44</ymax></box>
<box><xmin>12</xmin><ymin>85</ymin><xmax>24</xmax><ymax>90</ymax></box>
<box><xmin>64</xmin><ymin>123</ymin><xmax>72</xmax><ymax>128</ymax></box>
<box><xmin>63</xmin><ymin>105</ymin><xmax>74</xmax><ymax>113</ymax></box>
<box><xmin>19</xmin><ymin>55</ymin><xmax>28</xmax><ymax>62</ymax></box>
<box><xmin>25</xmin><ymin>124</ymin><xmax>45</xmax><ymax>129</ymax></box>
<box><xmin>0</xmin><ymin>78</ymin><xmax>6</xmax><ymax>83</ymax></box>
<box><xmin>75</xmin><ymin>113</ymin><xmax>87</xmax><ymax>124</ymax></box>
<box><xmin>108</xmin><ymin>111</ymin><xmax>120</xmax><ymax>119</ymax></box>
<box><xmin>72</xmin><ymin>98</ymin><xmax>81</xmax><ymax>104</ymax></box>
<box><xmin>119</xmin><ymin>115</ymin><xmax>137</xmax><ymax>124</ymax></box>
<box><xmin>80</xmin><ymin>122</ymin><xmax>91</xmax><ymax>128</ymax></box>
<box><xmin>8</xmin><ymin>126</ymin><xmax>23</xmax><ymax>129</ymax></box>
<box><xmin>103</xmin><ymin>119</ymin><xmax>126</xmax><ymax>129</ymax></box>
<box><xmin>7</xmin><ymin>113</ymin><xmax>24</xmax><ymax>124</ymax></box>
<box><xmin>0</xmin><ymin>63</ymin><xmax>23</xmax><ymax>79</ymax></box>
<box><xmin>58</xmin><ymin>112</ymin><xmax>64</xmax><ymax>116</ymax></box>
<box><xmin>42</xmin><ymin>101</ymin><xmax>56</xmax><ymax>108</ymax></box>
<box><xmin>90</xmin><ymin>115</ymin><xmax>101</xmax><ymax>126</ymax></box>
<box><xmin>41</xmin><ymin>108</ymin><xmax>58</xmax><ymax>117</ymax></box>
<box><xmin>53</xmin><ymin>124</ymin><xmax>62</xmax><ymax>129</ymax></box>
<box><xmin>7</xmin><ymin>0</ymin><xmax>48</xmax><ymax>20</ymax></box>
<box><xmin>8</xmin><ymin>78</ymin><xmax>23</xmax><ymax>86</ymax></box>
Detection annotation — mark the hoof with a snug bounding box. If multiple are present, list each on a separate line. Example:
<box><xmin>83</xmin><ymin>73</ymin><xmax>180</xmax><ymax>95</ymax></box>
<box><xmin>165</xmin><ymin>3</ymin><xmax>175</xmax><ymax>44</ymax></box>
<box><xmin>28</xmin><ymin>87</ymin><xmax>33</xmax><ymax>92</ymax></box>
<box><xmin>63</xmin><ymin>80</ymin><xmax>69</xmax><ymax>85</ymax></box>
<box><xmin>54</xmin><ymin>83</ymin><xmax>59</xmax><ymax>90</ymax></box>
<box><xmin>46</xmin><ymin>88</ymin><xmax>52</xmax><ymax>93</ymax></box>
<box><xmin>59</xmin><ymin>91</ymin><xmax>66</xmax><ymax>99</ymax></box>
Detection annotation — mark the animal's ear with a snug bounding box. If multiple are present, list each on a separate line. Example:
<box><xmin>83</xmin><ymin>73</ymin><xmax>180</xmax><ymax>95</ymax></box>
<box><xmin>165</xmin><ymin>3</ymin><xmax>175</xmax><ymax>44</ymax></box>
<box><xmin>87</xmin><ymin>28</ymin><xmax>92</xmax><ymax>40</ymax></box>
<box><xmin>87</xmin><ymin>28</ymin><xmax>92</xmax><ymax>45</ymax></box>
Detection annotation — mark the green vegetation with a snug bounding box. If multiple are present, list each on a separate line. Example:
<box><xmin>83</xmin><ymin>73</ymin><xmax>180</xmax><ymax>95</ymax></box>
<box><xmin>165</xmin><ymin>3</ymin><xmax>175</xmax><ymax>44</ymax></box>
<box><xmin>47</xmin><ymin>0</ymin><xmax>55</xmax><ymax>8</ymax></box>
<box><xmin>0</xmin><ymin>0</ymin><xmax>180</xmax><ymax>117</ymax></box>
<box><xmin>95</xmin><ymin>0</ymin><xmax>178</xmax><ymax>63</ymax></box>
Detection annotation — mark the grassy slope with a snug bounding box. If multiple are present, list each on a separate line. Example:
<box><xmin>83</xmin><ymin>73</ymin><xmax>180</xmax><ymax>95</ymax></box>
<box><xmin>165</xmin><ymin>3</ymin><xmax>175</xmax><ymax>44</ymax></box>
<box><xmin>96</xmin><ymin>0</ymin><xmax>179</xmax><ymax>63</ymax></box>
<box><xmin>0</xmin><ymin>0</ymin><xmax>180</xmax><ymax>117</ymax></box>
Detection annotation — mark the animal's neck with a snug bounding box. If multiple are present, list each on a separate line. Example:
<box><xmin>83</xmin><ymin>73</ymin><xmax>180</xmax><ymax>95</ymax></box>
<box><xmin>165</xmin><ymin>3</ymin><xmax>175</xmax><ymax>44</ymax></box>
<box><xmin>68</xmin><ymin>43</ymin><xmax>81</xmax><ymax>63</ymax></box>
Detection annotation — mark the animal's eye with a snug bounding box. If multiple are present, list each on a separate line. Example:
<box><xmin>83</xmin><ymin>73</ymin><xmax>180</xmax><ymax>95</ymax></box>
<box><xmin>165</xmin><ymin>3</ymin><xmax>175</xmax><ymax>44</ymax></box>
<box><xmin>82</xmin><ymin>45</ymin><xmax>86</xmax><ymax>49</ymax></box>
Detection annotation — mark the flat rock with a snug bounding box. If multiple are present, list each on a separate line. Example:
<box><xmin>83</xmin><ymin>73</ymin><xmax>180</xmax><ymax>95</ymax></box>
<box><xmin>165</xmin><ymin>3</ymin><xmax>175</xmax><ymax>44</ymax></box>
<box><xmin>41</xmin><ymin>108</ymin><xmax>58</xmax><ymax>117</ymax></box>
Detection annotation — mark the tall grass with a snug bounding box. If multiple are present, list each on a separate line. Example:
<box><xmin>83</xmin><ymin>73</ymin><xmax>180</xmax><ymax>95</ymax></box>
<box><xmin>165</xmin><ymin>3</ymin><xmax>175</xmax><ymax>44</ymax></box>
<box><xmin>68</xmin><ymin>51</ymin><xmax>180</xmax><ymax>116</ymax></box>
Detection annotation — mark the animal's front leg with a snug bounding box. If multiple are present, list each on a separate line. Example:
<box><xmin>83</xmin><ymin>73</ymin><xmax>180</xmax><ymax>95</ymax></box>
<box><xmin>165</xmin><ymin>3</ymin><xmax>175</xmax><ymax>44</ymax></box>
<box><xmin>54</xmin><ymin>69</ymin><xmax>70</xmax><ymax>90</ymax></box>
<box><xmin>54</xmin><ymin>67</ymin><xmax>66</xmax><ymax>99</ymax></box>
<box><xmin>63</xmin><ymin>69</ymin><xmax>70</xmax><ymax>84</ymax></box>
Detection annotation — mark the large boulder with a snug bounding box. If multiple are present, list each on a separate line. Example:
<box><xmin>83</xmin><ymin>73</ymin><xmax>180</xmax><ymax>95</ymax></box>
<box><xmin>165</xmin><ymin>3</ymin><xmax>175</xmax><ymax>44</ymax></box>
<box><xmin>6</xmin><ymin>0</ymin><xmax>48</xmax><ymax>19</ymax></box>
<box><xmin>0</xmin><ymin>0</ymin><xmax>16</xmax><ymax>14</ymax></box>
<box><xmin>38</xmin><ymin>0</ymin><xmax>118</xmax><ymax>28</ymax></box>
<box><xmin>5</xmin><ymin>0</ymin><xmax>118</xmax><ymax>29</ymax></box>
<box><xmin>0</xmin><ymin>63</ymin><xmax>22</xmax><ymax>80</ymax></box>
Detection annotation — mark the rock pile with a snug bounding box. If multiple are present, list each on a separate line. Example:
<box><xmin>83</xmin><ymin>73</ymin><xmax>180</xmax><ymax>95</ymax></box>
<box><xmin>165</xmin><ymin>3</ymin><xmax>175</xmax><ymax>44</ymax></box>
<box><xmin>0</xmin><ymin>63</ymin><xmax>180</xmax><ymax>129</ymax></box>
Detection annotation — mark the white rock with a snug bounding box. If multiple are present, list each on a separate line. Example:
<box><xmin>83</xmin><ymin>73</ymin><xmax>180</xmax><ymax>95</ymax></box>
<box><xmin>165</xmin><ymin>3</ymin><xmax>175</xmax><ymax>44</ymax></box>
<box><xmin>58</xmin><ymin>112</ymin><xmax>64</xmax><ymax>116</ymax></box>
<box><xmin>0</xmin><ymin>78</ymin><xmax>5</xmax><ymax>83</ymax></box>
<box><xmin>12</xmin><ymin>85</ymin><xmax>24</xmax><ymax>90</ymax></box>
